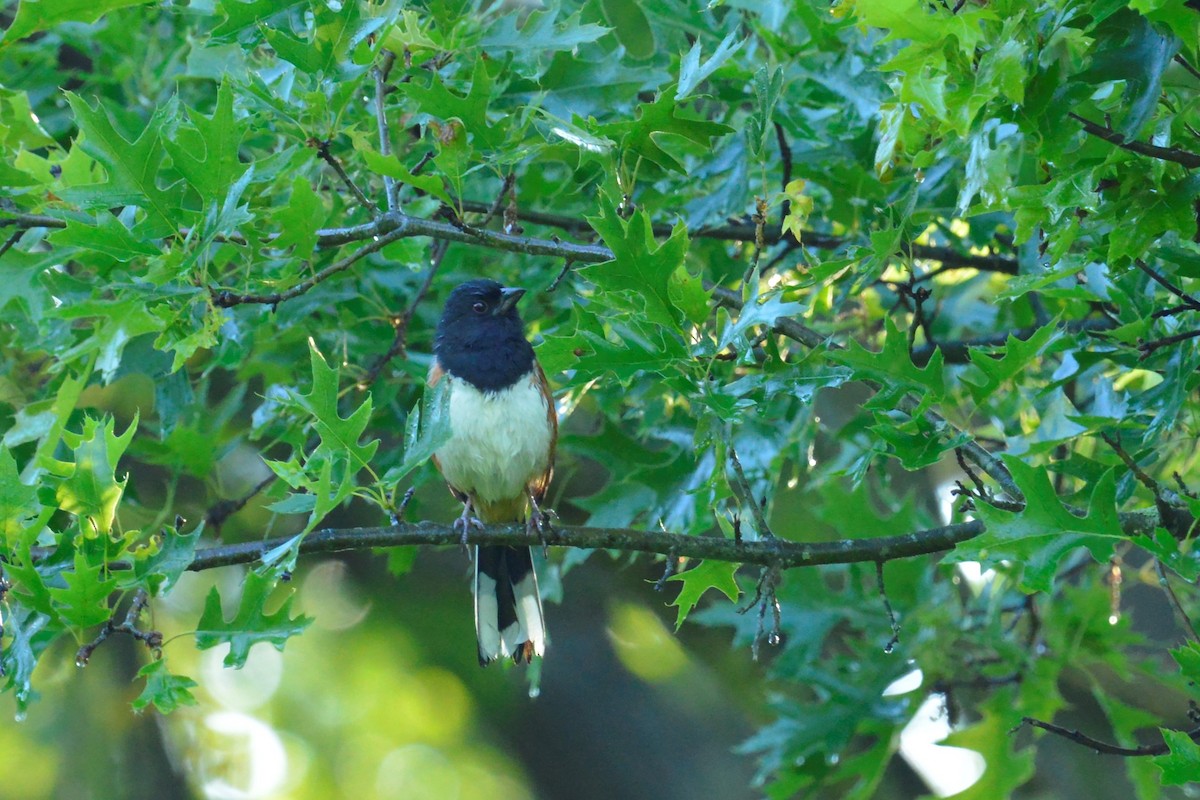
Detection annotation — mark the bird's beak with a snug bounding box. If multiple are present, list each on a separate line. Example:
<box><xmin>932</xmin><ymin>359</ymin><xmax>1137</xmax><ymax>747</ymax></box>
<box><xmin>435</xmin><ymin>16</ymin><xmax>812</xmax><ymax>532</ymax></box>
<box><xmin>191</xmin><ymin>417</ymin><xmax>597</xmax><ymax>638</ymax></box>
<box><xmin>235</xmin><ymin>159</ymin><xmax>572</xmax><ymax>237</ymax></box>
<box><xmin>494</xmin><ymin>286</ymin><xmax>527</xmax><ymax>315</ymax></box>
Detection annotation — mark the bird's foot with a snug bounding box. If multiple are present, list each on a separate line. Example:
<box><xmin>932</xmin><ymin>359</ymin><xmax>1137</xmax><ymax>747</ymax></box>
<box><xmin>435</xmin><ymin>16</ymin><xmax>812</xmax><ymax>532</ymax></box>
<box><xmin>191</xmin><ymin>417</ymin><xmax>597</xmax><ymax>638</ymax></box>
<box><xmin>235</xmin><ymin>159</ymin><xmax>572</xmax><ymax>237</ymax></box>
<box><xmin>527</xmin><ymin>496</ymin><xmax>555</xmax><ymax>557</ymax></box>
<box><xmin>453</xmin><ymin>502</ymin><xmax>484</xmax><ymax>555</ymax></box>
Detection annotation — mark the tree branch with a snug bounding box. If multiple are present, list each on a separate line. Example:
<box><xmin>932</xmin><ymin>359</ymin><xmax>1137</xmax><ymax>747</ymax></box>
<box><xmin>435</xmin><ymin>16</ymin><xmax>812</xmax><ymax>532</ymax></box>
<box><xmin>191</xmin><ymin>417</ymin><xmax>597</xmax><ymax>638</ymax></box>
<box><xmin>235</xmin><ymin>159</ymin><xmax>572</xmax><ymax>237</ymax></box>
<box><xmin>455</xmin><ymin>200</ymin><xmax>1018</xmax><ymax>274</ymax></box>
<box><xmin>179</xmin><ymin>506</ymin><xmax>1165</xmax><ymax>574</ymax></box>
<box><xmin>1069</xmin><ymin>113</ymin><xmax>1200</xmax><ymax>169</ymax></box>
<box><xmin>1</xmin><ymin>201</ymin><xmax>1015</xmax><ymax>275</ymax></box>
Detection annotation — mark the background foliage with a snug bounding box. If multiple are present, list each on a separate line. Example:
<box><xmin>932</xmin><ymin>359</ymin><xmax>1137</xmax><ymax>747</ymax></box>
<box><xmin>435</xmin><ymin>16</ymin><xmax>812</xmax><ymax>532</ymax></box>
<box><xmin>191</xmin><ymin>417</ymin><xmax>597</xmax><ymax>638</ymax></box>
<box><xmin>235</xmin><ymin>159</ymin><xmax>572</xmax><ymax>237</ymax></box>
<box><xmin>2</xmin><ymin>0</ymin><xmax>1200</xmax><ymax>797</ymax></box>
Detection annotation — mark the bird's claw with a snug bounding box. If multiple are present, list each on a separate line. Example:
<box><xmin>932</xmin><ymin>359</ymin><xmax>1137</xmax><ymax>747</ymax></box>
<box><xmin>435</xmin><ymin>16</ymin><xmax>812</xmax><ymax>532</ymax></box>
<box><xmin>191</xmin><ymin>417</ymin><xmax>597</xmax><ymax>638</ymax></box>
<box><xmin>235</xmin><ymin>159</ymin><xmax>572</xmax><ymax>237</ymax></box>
<box><xmin>527</xmin><ymin>497</ymin><xmax>555</xmax><ymax>557</ymax></box>
<box><xmin>453</xmin><ymin>504</ymin><xmax>484</xmax><ymax>555</ymax></box>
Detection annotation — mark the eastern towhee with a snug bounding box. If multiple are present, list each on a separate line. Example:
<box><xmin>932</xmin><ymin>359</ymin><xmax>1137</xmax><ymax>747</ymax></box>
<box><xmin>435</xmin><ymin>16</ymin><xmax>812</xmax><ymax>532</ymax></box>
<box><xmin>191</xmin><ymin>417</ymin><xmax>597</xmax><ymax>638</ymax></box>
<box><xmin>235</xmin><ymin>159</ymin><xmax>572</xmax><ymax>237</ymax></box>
<box><xmin>430</xmin><ymin>279</ymin><xmax>556</xmax><ymax>665</ymax></box>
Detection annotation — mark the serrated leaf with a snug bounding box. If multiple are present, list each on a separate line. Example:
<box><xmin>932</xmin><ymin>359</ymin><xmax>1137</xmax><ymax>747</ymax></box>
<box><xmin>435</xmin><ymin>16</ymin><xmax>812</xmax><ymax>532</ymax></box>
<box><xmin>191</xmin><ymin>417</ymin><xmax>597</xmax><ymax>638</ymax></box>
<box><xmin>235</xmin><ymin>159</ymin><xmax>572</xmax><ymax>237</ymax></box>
<box><xmin>949</xmin><ymin>460</ymin><xmax>1123</xmax><ymax>592</ymax></box>
<box><xmin>163</xmin><ymin>80</ymin><xmax>246</xmax><ymax>202</ymax></box>
<box><xmin>133</xmin><ymin>521</ymin><xmax>202</xmax><ymax>596</ymax></box>
<box><xmin>62</xmin><ymin>94</ymin><xmax>185</xmax><ymax>236</ymax></box>
<box><xmin>677</xmin><ymin>31</ymin><xmax>744</xmax><ymax>100</ymax></box>
<box><xmin>1170</xmin><ymin>642</ymin><xmax>1200</xmax><ymax>683</ymax></box>
<box><xmin>667</xmin><ymin>560</ymin><xmax>740</xmax><ymax>629</ymax></box>
<box><xmin>406</xmin><ymin>58</ymin><xmax>506</xmax><ymax>151</ymax></box>
<box><xmin>47</xmin><ymin>214</ymin><xmax>162</xmax><ymax>262</ymax></box>
<box><xmin>381</xmin><ymin>379</ymin><xmax>452</xmax><ymax>486</ymax></box>
<box><xmin>597</xmin><ymin>91</ymin><xmax>732</xmax><ymax>173</ymax></box>
<box><xmin>296</xmin><ymin>341</ymin><xmax>380</xmax><ymax>474</ymax></box>
<box><xmin>2</xmin><ymin>0</ymin><xmax>155</xmax><ymax>43</ymax></box>
<box><xmin>482</xmin><ymin>9</ymin><xmax>609</xmax><ymax>53</ymax></box>
<box><xmin>0</xmin><ymin>606</ymin><xmax>50</xmax><ymax>713</ymax></box>
<box><xmin>586</xmin><ymin>198</ymin><xmax>698</xmax><ymax>330</ymax></box>
<box><xmin>0</xmin><ymin>447</ymin><xmax>39</xmax><ymax>547</ymax></box>
<box><xmin>131</xmin><ymin>659</ymin><xmax>198</xmax><ymax>714</ymax></box>
<box><xmin>49</xmin><ymin>551</ymin><xmax>118</xmax><ymax>628</ymax></box>
<box><xmin>194</xmin><ymin>572</ymin><xmax>312</xmax><ymax>668</ymax></box>
<box><xmin>1154</xmin><ymin>729</ymin><xmax>1200</xmax><ymax>785</ymax></box>
<box><xmin>964</xmin><ymin>323</ymin><xmax>1060</xmax><ymax>402</ymax></box>
<box><xmin>828</xmin><ymin>316</ymin><xmax>945</xmax><ymax>400</ymax></box>
<box><xmin>55</xmin><ymin>415</ymin><xmax>137</xmax><ymax>537</ymax></box>
<box><xmin>212</xmin><ymin>0</ymin><xmax>306</xmax><ymax>38</ymax></box>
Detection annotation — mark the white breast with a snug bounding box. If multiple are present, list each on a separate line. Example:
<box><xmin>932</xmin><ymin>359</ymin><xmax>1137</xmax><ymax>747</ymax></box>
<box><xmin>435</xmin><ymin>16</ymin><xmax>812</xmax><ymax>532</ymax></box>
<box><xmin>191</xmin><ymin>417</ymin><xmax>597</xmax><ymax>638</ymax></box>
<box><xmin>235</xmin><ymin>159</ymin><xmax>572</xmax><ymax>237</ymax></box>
<box><xmin>435</xmin><ymin>374</ymin><xmax>552</xmax><ymax>503</ymax></box>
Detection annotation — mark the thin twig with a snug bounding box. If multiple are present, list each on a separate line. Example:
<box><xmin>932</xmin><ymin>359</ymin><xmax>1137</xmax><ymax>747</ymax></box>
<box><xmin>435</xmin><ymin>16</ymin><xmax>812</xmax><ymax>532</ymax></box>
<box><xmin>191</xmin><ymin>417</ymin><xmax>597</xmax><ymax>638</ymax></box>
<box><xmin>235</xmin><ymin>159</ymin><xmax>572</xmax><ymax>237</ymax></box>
<box><xmin>1175</xmin><ymin>54</ymin><xmax>1200</xmax><ymax>84</ymax></box>
<box><xmin>478</xmin><ymin>173</ymin><xmax>515</xmax><ymax>229</ymax></box>
<box><xmin>1134</xmin><ymin>260</ymin><xmax>1200</xmax><ymax>310</ymax></box>
<box><xmin>1068</xmin><ymin>113</ymin><xmax>1200</xmax><ymax>169</ymax></box>
<box><xmin>375</xmin><ymin>50</ymin><xmax>400</xmax><ymax>211</ymax></box>
<box><xmin>207</xmin><ymin>474</ymin><xmax>277</xmax><ymax>532</ymax></box>
<box><xmin>728</xmin><ymin>445</ymin><xmax>776</xmax><ymax>542</ymax></box>
<box><xmin>1100</xmin><ymin>432</ymin><xmax>1161</xmax><ymax>496</ymax></box>
<box><xmin>211</xmin><ymin>223</ymin><xmax>412</xmax><ymax>308</ymax></box>
<box><xmin>1156</xmin><ymin>559</ymin><xmax>1200</xmax><ymax>644</ymax></box>
<box><xmin>312</xmin><ymin>138</ymin><xmax>377</xmax><ymax>214</ymax></box>
<box><xmin>1019</xmin><ymin>716</ymin><xmax>1200</xmax><ymax>757</ymax></box>
<box><xmin>1139</xmin><ymin>328</ymin><xmax>1200</xmax><ymax>358</ymax></box>
<box><xmin>359</xmin><ymin>239</ymin><xmax>448</xmax><ymax>388</ymax></box>
<box><xmin>875</xmin><ymin>561</ymin><xmax>901</xmax><ymax>653</ymax></box>
<box><xmin>740</xmin><ymin>564</ymin><xmax>782</xmax><ymax>660</ymax></box>
<box><xmin>75</xmin><ymin>590</ymin><xmax>162</xmax><ymax>666</ymax></box>
<box><xmin>654</xmin><ymin>548</ymin><xmax>680</xmax><ymax>591</ymax></box>
<box><xmin>0</xmin><ymin>230</ymin><xmax>20</xmax><ymax>259</ymax></box>
<box><xmin>547</xmin><ymin>259</ymin><xmax>575</xmax><ymax>292</ymax></box>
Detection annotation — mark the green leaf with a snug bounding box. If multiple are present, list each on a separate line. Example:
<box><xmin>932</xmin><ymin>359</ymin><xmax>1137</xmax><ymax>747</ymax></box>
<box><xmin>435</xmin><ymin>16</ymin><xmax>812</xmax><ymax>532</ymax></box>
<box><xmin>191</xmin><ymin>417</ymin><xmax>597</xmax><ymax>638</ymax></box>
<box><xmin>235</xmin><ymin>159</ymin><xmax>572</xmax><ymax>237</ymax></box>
<box><xmin>481</xmin><ymin>9</ymin><xmax>609</xmax><ymax>53</ymax></box>
<box><xmin>49</xmin><ymin>551</ymin><xmax>118</xmax><ymax>628</ymax></box>
<box><xmin>667</xmin><ymin>560</ymin><xmax>740</xmax><ymax>629</ymax></box>
<box><xmin>269</xmin><ymin>176</ymin><xmax>327</xmax><ymax>255</ymax></box>
<box><xmin>0</xmin><ymin>447</ymin><xmax>39</xmax><ymax>547</ymax></box>
<box><xmin>163</xmin><ymin>80</ymin><xmax>246</xmax><ymax>202</ymax></box>
<box><xmin>586</xmin><ymin>199</ymin><xmax>695</xmax><ymax>330</ymax></box>
<box><xmin>1</xmin><ymin>606</ymin><xmax>49</xmax><ymax>713</ymax></box>
<box><xmin>133</xmin><ymin>521</ymin><xmax>202</xmax><ymax>596</ymax></box>
<box><xmin>2</xmin><ymin>0</ymin><xmax>155</xmax><ymax>43</ymax></box>
<box><xmin>1080</xmin><ymin>12</ymin><xmax>1180</xmax><ymax>137</ymax></box>
<box><xmin>1154</xmin><ymin>729</ymin><xmax>1200</xmax><ymax>785</ymax></box>
<box><xmin>828</xmin><ymin>316</ymin><xmax>945</xmax><ymax>400</ymax></box>
<box><xmin>47</xmin><ymin>214</ymin><xmax>162</xmax><ymax>262</ymax></box>
<box><xmin>62</xmin><ymin>93</ymin><xmax>185</xmax><ymax>236</ymax></box>
<box><xmin>380</xmin><ymin>379</ymin><xmax>452</xmax><ymax>486</ymax></box>
<box><xmin>296</xmin><ymin>342</ymin><xmax>380</xmax><ymax>476</ymax></box>
<box><xmin>600</xmin><ymin>0</ymin><xmax>655</xmax><ymax>60</ymax></box>
<box><xmin>405</xmin><ymin>58</ymin><xmax>506</xmax><ymax>151</ymax></box>
<box><xmin>598</xmin><ymin>91</ymin><xmax>732</xmax><ymax>173</ymax></box>
<box><xmin>1170</xmin><ymin>642</ymin><xmax>1200</xmax><ymax>683</ymax></box>
<box><xmin>131</xmin><ymin>659</ymin><xmax>198</xmax><ymax>715</ymax></box>
<box><xmin>57</xmin><ymin>298</ymin><xmax>166</xmax><ymax>383</ymax></box>
<box><xmin>194</xmin><ymin>572</ymin><xmax>312</xmax><ymax>668</ymax></box>
<box><xmin>677</xmin><ymin>31</ymin><xmax>745</xmax><ymax>100</ymax></box>
<box><xmin>259</xmin><ymin>0</ymin><xmax>399</xmax><ymax>78</ymax></box>
<box><xmin>55</xmin><ymin>415</ymin><xmax>137</xmax><ymax>537</ymax></box>
<box><xmin>212</xmin><ymin>0</ymin><xmax>306</xmax><ymax>38</ymax></box>
<box><xmin>950</xmin><ymin>460</ymin><xmax>1123</xmax><ymax>592</ymax></box>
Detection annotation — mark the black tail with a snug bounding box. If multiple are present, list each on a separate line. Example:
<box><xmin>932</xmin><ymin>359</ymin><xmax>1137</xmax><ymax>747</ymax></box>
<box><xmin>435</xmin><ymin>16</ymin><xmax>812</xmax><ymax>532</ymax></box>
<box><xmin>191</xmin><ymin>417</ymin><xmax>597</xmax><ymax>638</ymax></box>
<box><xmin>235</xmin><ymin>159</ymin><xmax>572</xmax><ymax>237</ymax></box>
<box><xmin>474</xmin><ymin>545</ymin><xmax>546</xmax><ymax>665</ymax></box>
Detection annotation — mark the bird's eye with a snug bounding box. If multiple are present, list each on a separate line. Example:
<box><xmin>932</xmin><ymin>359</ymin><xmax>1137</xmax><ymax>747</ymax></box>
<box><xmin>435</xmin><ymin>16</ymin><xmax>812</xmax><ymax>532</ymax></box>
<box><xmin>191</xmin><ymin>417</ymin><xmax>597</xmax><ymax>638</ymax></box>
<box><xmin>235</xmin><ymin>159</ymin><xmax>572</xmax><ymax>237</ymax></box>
<box><xmin>472</xmin><ymin>301</ymin><xmax>487</xmax><ymax>314</ymax></box>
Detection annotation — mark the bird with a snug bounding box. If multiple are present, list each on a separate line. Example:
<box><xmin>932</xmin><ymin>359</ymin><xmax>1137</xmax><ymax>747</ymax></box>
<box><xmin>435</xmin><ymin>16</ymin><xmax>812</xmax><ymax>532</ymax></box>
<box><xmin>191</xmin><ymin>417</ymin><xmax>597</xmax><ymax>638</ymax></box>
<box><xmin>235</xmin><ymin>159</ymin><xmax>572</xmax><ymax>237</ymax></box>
<box><xmin>429</xmin><ymin>279</ymin><xmax>556</xmax><ymax>665</ymax></box>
